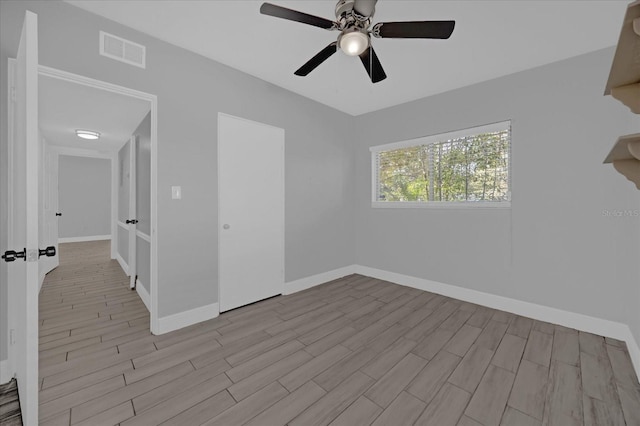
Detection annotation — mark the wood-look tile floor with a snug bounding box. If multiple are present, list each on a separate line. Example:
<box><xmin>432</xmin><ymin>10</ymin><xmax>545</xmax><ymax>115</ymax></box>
<box><xmin>39</xmin><ymin>241</ymin><xmax>640</xmax><ymax>426</ymax></box>
<box><xmin>0</xmin><ymin>379</ymin><xmax>22</xmax><ymax>425</ymax></box>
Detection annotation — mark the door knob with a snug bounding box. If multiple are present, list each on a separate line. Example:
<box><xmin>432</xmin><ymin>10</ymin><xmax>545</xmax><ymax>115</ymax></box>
<box><xmin>39</xmin><ymin>246</ymin><xmax>56</xmax><ymax>258</ymax></box>
<box><xmin>223</xmin><ymin>224</ymin><xmax>230</xmax><ymax>230</ymax></box>
<box><xmin>55</xmin><ymin>212</ymin><xmax>62</xmax><ymax>217</ymax></box>
<box><xmin>126</xmin><ymin>219</ymin><xmax>139</xmax><ymax>224</ymax></box>
<box><xmin>2</xmin><ymin>248</ymin><xmax>26</xmax><ymax>262</ymax></box>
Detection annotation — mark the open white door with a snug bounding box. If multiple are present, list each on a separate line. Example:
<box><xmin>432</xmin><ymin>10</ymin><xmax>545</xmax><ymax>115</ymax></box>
<box><xmin>218</xmin><ymin>114</ymin><xmax>285</xmax><ymax>312</ymax></box>
<box><xmin>128</xmin><ymin>136</ymin><xmax>137</xmax><ymax>289</ymax></box>
<box><xmin>4</xmin><ymin>10</ymin><xmax>40</xmax><ymax>425</ymax></box>
<box><xmin>116</xmin><ymin>137</ymin><xmax>137</xmax><ymax>286</ymax></box>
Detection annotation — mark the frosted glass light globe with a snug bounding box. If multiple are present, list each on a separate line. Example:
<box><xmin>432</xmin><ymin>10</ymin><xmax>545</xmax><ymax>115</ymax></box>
<box><xmin>339</xmin><ymin>31</ymin><xmax>369</xmax><ymax>56</ymax></box>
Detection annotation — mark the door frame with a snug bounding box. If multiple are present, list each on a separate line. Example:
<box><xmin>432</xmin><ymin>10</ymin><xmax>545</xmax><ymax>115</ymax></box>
<box><xmin>37</xmin><ymin>65</ymin><xmax>161</xmax><ymax>334</ymax></box>
<box><xmin>217</xmin><ymin>112</ymin><xmax>285</xmax><ymax>313</ymax></box>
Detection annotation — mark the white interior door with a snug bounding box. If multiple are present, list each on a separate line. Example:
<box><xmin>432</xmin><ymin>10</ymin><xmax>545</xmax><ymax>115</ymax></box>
<box><xmin>116</xmin><ymin>138</ymin><xmax>137</xmax><ymax>284</ymax></box>
<box><xmin>5</xmin><ymin>10</ymin><xmax>40</xmax><ymax>424</ymax></box>
<box><xmin>41</xmin><ymin>145</ymin><xmax>59</xmax><ymax>275</ymax></box>
<box><xmin>128</xmin><ymin>136</ymin><xmax>137</xmax><ymax>289</ymax></box>
<box><xmin>218</xmin><ymin>113</ymin><xmax>284</xmax><ymax>312</ymax></box>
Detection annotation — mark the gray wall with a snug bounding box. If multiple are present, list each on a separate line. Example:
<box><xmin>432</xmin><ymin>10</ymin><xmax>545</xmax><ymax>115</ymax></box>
<box><xmin>58</xmin><ymin>155</ymin><xmax>111</xmax><ymax>238</ymax></box>
<box><xmin>135</xmin><ymin>112</ymin><xmax>151</xmax><ymax>293</ymax></box>
<box><xmin>354</xmin><ymin>47</ymin><xmax>640</xmax><ymax>346</ymax></box>
<box><xmin>0</xmin><ymin>0</ymin><xmax>355</xmax><ymax>337</ymax></box>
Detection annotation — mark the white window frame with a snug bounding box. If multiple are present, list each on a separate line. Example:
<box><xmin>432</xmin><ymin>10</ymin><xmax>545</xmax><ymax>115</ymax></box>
<box><xmin>370</xmin><ymin>121</ymin><xmax>511</xmax><ymax>209</ymax></box>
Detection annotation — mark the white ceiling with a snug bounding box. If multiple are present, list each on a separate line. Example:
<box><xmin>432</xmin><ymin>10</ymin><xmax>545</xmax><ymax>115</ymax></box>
<box><xmin>39</xmin><ymin>74</ymin><xmax>150</xmax><ymax>152</ymax></box>
<box><xmin>64</xmin><ymin>0</ymin><xmax>628</xmax><ymax>116</ymax></box>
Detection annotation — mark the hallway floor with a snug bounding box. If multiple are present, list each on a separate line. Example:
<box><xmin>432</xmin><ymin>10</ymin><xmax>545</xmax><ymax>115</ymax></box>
<box><xmin>38</xmin><ymin>241</ymin><xmax>640</xmax><ymax>425</ymax></box>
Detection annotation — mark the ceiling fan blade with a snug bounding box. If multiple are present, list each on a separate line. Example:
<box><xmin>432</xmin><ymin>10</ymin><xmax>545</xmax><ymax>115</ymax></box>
<box><xmin>353</xmin><ymin>0</ymin><xmax>378</xmax><ymax>18</ymax></box>
<box><xmin>373</xmin><ymin>21</ymin><xmax>455</xmax><ymax>39</ymax></box>
<box><xmin>260</xmin><ymin>3</ymin><xmax>336</xmax><ymax>30</ymax></box>
<box><xmin>294</xmin><ymin>42</ymin><xmax>338</xmax><ymax>76</ymax></box>
<box><xmin>359</xmin><ymin>45</ymin><xmax>387</xmax><ymax>83</ymax></box>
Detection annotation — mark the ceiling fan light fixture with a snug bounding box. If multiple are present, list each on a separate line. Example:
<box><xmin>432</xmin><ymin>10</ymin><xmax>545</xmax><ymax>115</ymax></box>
<box><xmin>75</xmin><ymin>130</ymin><xmax>100</xmax><ymax>140</ymax></box>
<box><xmin>339</xmin><ymin>30</ymin><xmax>369</xmax><ymax>56</ymax></box>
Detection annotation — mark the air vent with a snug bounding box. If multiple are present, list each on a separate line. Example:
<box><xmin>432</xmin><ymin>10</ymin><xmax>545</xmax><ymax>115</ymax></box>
<box><xmin>99</xmin><ymin>31</ymin><xmax>146</xmax><ymax>69</ymax></box>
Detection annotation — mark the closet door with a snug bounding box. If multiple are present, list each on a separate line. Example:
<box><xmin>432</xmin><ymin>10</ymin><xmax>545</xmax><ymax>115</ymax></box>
<box><xmin>218</xmin><ymin>113</ymin><xmax>284</xmax><ymax>312</ymax></box>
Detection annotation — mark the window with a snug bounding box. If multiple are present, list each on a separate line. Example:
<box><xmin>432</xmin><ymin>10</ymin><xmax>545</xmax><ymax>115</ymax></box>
<box><xmin>371</xmin><ymin>121</ymin><xmax>511</xmax><ymax>207</ymax></box>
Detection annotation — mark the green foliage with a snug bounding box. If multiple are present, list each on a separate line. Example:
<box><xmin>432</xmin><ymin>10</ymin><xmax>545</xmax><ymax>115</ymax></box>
<box><xmin>376</xmin><ymin>130</ymin><xmax>509</xmax><ymax>203</ymax></box>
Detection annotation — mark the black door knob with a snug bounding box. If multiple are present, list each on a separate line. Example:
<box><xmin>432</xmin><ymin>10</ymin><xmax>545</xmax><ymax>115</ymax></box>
<box><xmin>2</xmin><ymin>248</ymin><xmax>26</xmax><ymax>262</ymax></box>
<box><xmin>39</xmin><ymin>246</ymin><xmax>56</xmax><ymax>258</ymax></box>
<box><xmin>55</xmin><ymin>212</ymin><xmax>62</xmax><ymax>217</ymax></box>
<box><xmin>125</xmin><ymin>219</ymin><xmax>139</xmax><ymax>224</ymax></box>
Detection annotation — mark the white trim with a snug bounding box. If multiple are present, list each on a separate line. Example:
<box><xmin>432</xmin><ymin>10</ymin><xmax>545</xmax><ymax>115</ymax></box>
<box><xmin>136</xmin><ymin>230</ymin><xmax>151</xmax><ymax>243</ymax></box>
<box><xmin>0</xmin><ymin>359</ymin><xmax>12</xmax><ymax>384</ymax></box>
<box><xmin>156</xmin><ymin>303</ymin><xmax>219</xmax><ymax>335</ymax></box>
<box><xmin>284</xmin><ymin>265</ymin><xmax>356</xmax><ymax>295</ymax></box>
<box><xmin>372</xmin><ymin>201</ymin><xmax>511</xmax><ymax>209</ymax></box>
<box><xmin>58</xmin><ymin>235</ymin><xmax>111</xmax><ymax>243</ymax></box>
<box><xmin>110</xmin><ymin>152</ymin><xmax>117</xmax><ymax>260</ymax></box>
<box><xmin>117</xmin><ymin>221</ymin><xmax>128</xmax><ymax>230</ymax></box>
<box><xmin>37</xmin><ymin>64</ymin><xmax>159</xmax><ymax>334</ymax></box>
<box><xmin>7</xmin><ymin>59</ymin><xmax>15</xmax><ymax>251</ymax></box>
<box><xmin>354</xmin><ymin>265</ymin><xmax>640</xmax><ymax>377</ymax></box>
<box><xmin>136</xmin><ymin>278</ymin><xmax>150</xmax><ymax>312</ymax></box>
<box><xmin>116</xmin><ymin>253</ymin><xmax>129</xmax><ymax>276</ymax></box>
<box><xmin>369</xmin><ymin>120</ymin><xmax>512</xmax><ymax>153</ymax></box>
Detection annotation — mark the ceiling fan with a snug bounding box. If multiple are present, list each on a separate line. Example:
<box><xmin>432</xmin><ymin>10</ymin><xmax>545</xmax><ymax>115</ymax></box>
<box><xmin>260</xmin><ymin>0</ymin><xmax>455</xmax><ymax>83</ymax></box>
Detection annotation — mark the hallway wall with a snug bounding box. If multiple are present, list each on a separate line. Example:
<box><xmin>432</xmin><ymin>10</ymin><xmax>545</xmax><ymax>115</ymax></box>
<box><xmin>58</xmin><ymin>155</ymin><xmax>111</xmax><ymax>239</ymax></box>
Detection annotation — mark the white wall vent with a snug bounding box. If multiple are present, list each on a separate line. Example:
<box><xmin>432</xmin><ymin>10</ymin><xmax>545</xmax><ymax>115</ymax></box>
<box><xmin>99</xmin><ymin>31</ymin><xmax>146</xmax><ymax>69</ymax></box>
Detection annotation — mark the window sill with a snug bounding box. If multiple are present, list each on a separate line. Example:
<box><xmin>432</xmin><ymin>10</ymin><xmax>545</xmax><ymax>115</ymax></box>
<box><xmin>371</xmin><ymin>201</ymin><xmax>511</xmax><ymax>209</ymax></box>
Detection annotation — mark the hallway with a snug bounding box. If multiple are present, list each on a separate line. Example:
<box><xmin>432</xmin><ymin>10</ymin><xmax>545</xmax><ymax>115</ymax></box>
<box><xmin>39</xmin><ymin>240</ymin><xmax>150</xmax><ymax>424</ymax></box>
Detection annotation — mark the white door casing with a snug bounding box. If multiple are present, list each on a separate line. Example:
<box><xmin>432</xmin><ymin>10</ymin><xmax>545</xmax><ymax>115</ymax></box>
<box><xmin>218</xmin><ymin>113</ymin><xmax>285</xmax><ymax>312</ymax></box>
<box><xmin>41</xmin><ymin>144</ymin><xmax>59</xmax><ymax>277</ymax></box>
<box><xmin>6</xmin><ymin>10</ymin><xmax>40</xmax><ymax>424</ymax></box>
<box><xmin>116</xmin><ymin>140</ymin><xmax>131</xmax><ymax>275</ymax></box>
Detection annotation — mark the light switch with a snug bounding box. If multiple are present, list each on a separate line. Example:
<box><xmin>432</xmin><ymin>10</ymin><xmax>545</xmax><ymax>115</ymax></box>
<box><xmin>171</xmin><ymin>186</ymin><xmax>182</xmax><ymax>200</ymax></box>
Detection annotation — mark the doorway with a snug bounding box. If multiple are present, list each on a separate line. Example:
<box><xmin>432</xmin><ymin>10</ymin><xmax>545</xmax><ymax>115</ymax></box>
<box><xmin>37</xmin><ymin>65</ymin><xmax>159</xmax><ymax>331</ymax></box>
<box><xmin>218</xmin><ymin>113</ymin><xmax>285</xmax><ymax>312</ymax></box>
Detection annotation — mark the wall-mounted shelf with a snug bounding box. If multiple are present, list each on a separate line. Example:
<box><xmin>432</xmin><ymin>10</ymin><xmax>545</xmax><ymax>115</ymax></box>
<box><xmin>604</xmin><ymin>1</ymin><xmax>640</xmax><ymax>189</ymax></box>
<box><xmin>604</xmin><ymin>0</ymin><xmax>640</xmax><ymax>113</ymax></box>
<box><xmin>604</xmin><ymin>134</ymin><xmax>640</xmax><ymax>189</ymax></box>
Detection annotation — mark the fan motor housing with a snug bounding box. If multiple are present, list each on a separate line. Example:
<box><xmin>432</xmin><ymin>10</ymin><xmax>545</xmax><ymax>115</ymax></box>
<box><xmin>335</xmin><ymin>0</ymin><xmax>355</xmax><ymax>19</ymax></box>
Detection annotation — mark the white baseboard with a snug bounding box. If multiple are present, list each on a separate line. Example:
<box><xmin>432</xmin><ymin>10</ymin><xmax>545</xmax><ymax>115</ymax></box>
<box><xmin>354</xmin><ymin>265</ymin><xmax>640</xmax><ymax>378</ymax></box>
<box><xmin>156</xmin><ymin>302</ymin><xmax>219</xmax><ymax>335</ymax></box>
<box><xmin>58</xmin><ymin>235</ymin><xmax>111</xmax><ymax>243</ymax></box>
<box><xmin>116</xmin><ymin>253</ymin><xmax>129</xmax><ymax>276</ymax></box>
<box><xmin>136</xmin><ymin>279</ymin><xmax>151</xmax><ymax>312</ymax></box>
<box><xmin>284</xmin><ymin>265</ymin><xmax>356</xmax><ymax>295</ymax></box>
<box><xmin>0</xmin><ymin>359</ymin><xmax>12</xmax><ymax>384</ymax></box>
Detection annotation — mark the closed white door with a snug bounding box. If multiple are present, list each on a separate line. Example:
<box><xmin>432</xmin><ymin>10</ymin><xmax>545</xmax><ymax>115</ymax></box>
<box><xmin>5</xmin><ymin>10</ymin><xmax>40</xmax><ymax>424</ymax></box>
<box><xmin>218</xmin><ymin>113</ymin><xmax>284</xmax><ymax>312</ymax></box>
